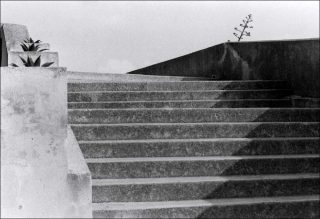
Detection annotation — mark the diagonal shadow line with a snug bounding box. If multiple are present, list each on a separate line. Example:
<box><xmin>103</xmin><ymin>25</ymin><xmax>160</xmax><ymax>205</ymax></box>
<box><xmin>195</xmin><ymin>83</ymin><xmax>320</xmax><ymax>218</ymax></box>
<box><xmin>68</xmin><ymin>80</ymin><xmax>320</xmax><ymax>218</ymax></box>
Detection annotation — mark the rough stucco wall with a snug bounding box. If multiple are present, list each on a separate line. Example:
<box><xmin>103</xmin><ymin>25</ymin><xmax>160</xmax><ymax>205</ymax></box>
<box><xmin>0</xmin><ymin>67</ymin><xmax>74</xmax><ymax>218</ymax></box>
<box><xmin>1</xmin><ymin>23</ymin><xmax>30</xmax><ymax>52</ymax></box>
<box><xmin>65</xmin><ymin>126</ymin><xmax>92</xmax><ymax>218</ymax></box>
<box><xmin>224</xmin><ymin>40</ymin><xmax>320</xmax><ymax>97</ymax></box>
<box><xmin>128</xmin><ymin>39</ymin><xmax>319</xmax><ymax>98</ymax></box>
<box><xmin>128</xmin><ymin>43</ymin><xmax>225</xmax><ymax>78</ymax></box>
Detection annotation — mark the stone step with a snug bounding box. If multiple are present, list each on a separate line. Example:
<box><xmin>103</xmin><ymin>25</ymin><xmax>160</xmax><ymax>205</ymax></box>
<box><xmin>68</xmin><ymin>108</ymin><xmax>320</xmax><ymax>124</ymax></box>
<box><xmin>86</xmin><ymin>154</ymin><xmax>319</xmax><ymax>179</ymax></box>
<box><xmin>79</xmin><ymin>137</ymin><xmax>320</xmax><ymax>158</ymax></box>
<box><xmin>67</xmin><ymin>80</ymin><xmax>288</xmax><ymax>92</ymax></box>
<box><xmin>68</xmin><ymin>99</ymin><xmax>293</xmax><ymax>109</ymax></box>
<box><xmin>67</xmin><ymin>71</ymin><xmax>212</xmax><ymax>82</ymax></box>
<box><xmin>93</xmin><ymin>195</ymin><xmax>320</xmax><ymax>218</ymax></box>
<box><xmin>70</xmin><ymin>122</ymin><xmax>320</xmax><ymax>141</ymax></box>
<box><xmin>92</xmin><ymin>173</ymin><xmax>319</xmax><ymax>202</ymax></box>
<box><xmin>68</xmin><ymin>89</ymin><xmax>292</xmax><ymax>102</ymax></box>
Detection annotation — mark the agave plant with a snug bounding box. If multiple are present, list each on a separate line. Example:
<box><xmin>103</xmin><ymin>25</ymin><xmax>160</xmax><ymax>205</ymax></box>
<box><xmin>233</xmin><ymin>14</ymin><xmax>253</xmax><ymax>42</ymax></box>
<box><xmin>20</xmin><ymin>37</ymin><xmax>49</xmax><ymax>52</ymax></box>
<box><xmin>10</xmin><ymin>55</ymin><xmax>54</xmax><ymax>67</ymax></box>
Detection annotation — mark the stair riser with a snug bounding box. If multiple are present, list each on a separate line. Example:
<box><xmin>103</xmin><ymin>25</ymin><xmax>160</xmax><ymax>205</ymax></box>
<box><xmin>68</xmin><ymin>90</ymin><xmax>291</xmax><ymax>102</ymax></box>
<box><xmin>80</xmin><ymin>139</ymin><xmax>320</xmax><ymax>158</ymax></box>
<box><xmin>88</xmin><ymin>157</ymin><xmax>319</xmax><ymax>179</ymax></box>
<box><xmin>68</xmin><ymin>99</ymin><xmax>293</xmax><ymax>109</ymax></box>
<box><xmin>93</xmin><ymin>178</ymin><xmax>319</xmax><ymax>202</ymax></box>
<box><xmin>71</xmin><ymin>123</ymin><xmax>320</xmax><ymax>141</ymax></box>
<box><xmin>68</xmin><ymin>81</ymin><xmax>288</xmax><ymax>92</ymax></box>
<box><xmin>93</xmin><ymin>200</ymin><xmax>319</xmax><ymax>218</ymax></box>
<box><xmin>69</xmin><ymin>109</ymin><xmax>320</xmax><ymax>124</ymax></box>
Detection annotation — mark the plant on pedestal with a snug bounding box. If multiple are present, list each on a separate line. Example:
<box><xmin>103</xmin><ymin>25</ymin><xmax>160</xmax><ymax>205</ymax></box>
<box><xmin>20</xmin><ymin>37</ymin><xmax>49</xmax><ymax>52</ymax></box>
<box><xmin>10</xmin><ymin>56</ymin><xmax>54</xmax><ymax>67</ymax></box>
<box><xmin>10</xmin><ymin>37</ymin><xmax>54</xmax><ymax>67</ymax></box>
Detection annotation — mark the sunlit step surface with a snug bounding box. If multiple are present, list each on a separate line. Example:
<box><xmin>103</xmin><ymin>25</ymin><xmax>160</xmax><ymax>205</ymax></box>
<box><xmin>93</xmin><ymin>195</ymin><xmax>320</xmax><ymax>218</ymax></box>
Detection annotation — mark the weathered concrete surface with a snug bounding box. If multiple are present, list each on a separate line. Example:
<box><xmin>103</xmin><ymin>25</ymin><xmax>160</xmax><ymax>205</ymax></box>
<box><xmin>68</xmin><ymin>99</ymin><xmax>293</xmax><ymax>109</ymax></box>
<box><xmin>93</xmin><ymin>196</ymin><xmax>319</xmax><ymax>218</ymax></box>
<box><xmin>68</xmin><ymin>80</ymin><xmax>288</xmax><ymax>92</ymax></box>
<box><xmin>67</xmin><ymin>71</ymin><xmax>210</xmax><ymax>82</ymax></box>
<box><xmin>68</xmin><ymin>108</ymin><xmax>320</xmax><ymax>124</ymax></box>
<box><xmin>9</xmin><ymin>51</ymin><xmax>59</xmax><ymax>67</ymax></box>
<box><xmin>71</xmin><ymin>122</ymin><xmax>320</xmax><ymax>141</ymax></box>
<box><xmin>290</xmin><ymin>96</ymin><xmax>320</xmax><ymax>108</ymax></box>
<box><xmin>65</xmin><ymin>126</ymin><xmax>92</xmax><ymax>218</ymax></box>
<box><xmin>68</xmin><ymin>89</ymin><xmax>291</xmax><ymax>102</ymax></box>
<box><xmin>0</xmin><ymin>23</ymin><xmax>50</xmax><ymax>52</ymax></box>
<box><xmin>1</xmin><ymin>23</ymin><xmax>56</xmax><ymax>67</ymax></box>
<box><xmin>128</xmin><ymin>43</ymin><xmax>225</xmax><ymax>78</ymax></box>
<box><xmin>128</xmin><ymin>39</ymin><xmax>319</xmax><ymax>98</ymax></box>
<box><xmin>0</xmin><ymin>67</ymin><xmax>91</xmax><ymax>218</ymax></box>
<box><xmin>79</xmin><ymin>138</ymin><xmax>320</xmax><ymax>158</ymax></box>
<box><xmin>68</xmin><ymin>79</ymin><xmax>320</xmax><ymax>218</ymax></box>
<box><xmin>86</xmin><ymin>155</ymin><xmax>319</xmax><ymax>179</ymax></box>
<box><xmin>92</xmin><ymin>174</ymin><xmax>319</xmax><ymax>202</ymax></box>
<box><xmin>1</xmin><ymin>23</ymin><xmax>30</xmax><ymax>52</ymax></box>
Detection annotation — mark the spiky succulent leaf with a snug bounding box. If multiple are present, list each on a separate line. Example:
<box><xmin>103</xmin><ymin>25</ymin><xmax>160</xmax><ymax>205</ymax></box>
<box><xmin>10</xmin><ymin>63</ymin><xmax>19</xmax><ymax>67</ymax></box>
<box><xmin>27</xmin><ymin>56</ymin><xmax>34</xmax><ymax>66</ymax></box>
<box><xmin>35</xmin><ymin>40</ymin><xmax>41</xmax><ymax>43</ymax></box>
<box><xmin>20</xmin><ymin>56</ymin><xmax>28</xmax><ymax>65</ymax></box>
<box><xmin>34</xmin><ymin>56</ymin><xmax>41</xmax><ymax>66</ymax></box>
<box><xmin>41</xmin><ymin>62</ymin><xmax>54</xmax><ymax>67</ymax></box>
<box><xmin>29</xmin><ymin>43</ymin><xmax>35</xmax><ymax>51</ymax></box>
<box><xmin>38</xmin><ymin>48</ymin><xmax>49</xmax><ymax>52</ymax></box>
<box><xmin>20</xmin><ymin>43</ymin><xmax>29</xmax><ymax>51</ymax></box>
<box><xmin>34</xmin><ymin>44</ymin><xmax>40</xmax><ymax>51</ymax></box>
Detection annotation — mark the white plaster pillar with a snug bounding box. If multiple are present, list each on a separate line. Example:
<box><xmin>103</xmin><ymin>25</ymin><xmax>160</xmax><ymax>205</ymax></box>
<box><xmin>1</xmin><ymin>67</ymin><xmax>71</xmax><ymax>217</ymax></box>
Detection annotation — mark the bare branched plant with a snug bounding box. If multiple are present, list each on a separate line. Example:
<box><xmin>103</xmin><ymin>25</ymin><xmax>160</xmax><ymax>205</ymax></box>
<box><xmin>233</xmin><ymin>14</ymin><xmax>253</xmax><ymax>42</ymax></box>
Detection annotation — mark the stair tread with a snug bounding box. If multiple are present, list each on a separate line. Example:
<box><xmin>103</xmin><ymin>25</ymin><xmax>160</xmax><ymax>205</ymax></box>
<box><xmin>68</xmin><ymin>99</ymin><xmax>292</xmax><ymax>104</ymax></box>
<box><xmin>78</xmin><ymin>137</ymin><xmax>320</xmax><ymax>144</ymax></box>
<box><xmin>69</xmin><ymin>80</ymin><xmax>287</xmax><ymax>84</ymax></box>
<box><xmin>86</xmin><ymin>154</ymin><xmax>320</xmax><ymax>163</ymax></box>
<box><xmin>71</xmin><ymin>121</ymin><xmax>320</xmax><ymax>126</ymax></box>
<box><xmin>68</xmin><ymin>89</ymin><xmax>291</xmax><ymax>94</ymax></box>
<box><xmin>68</xmin><ymin>78</ymin><xmax>319</xmax><ymax>217</ymax></box>
<box><xmin>68</xmin><ymin>107</ymin><xmax>320</xmax><ymax>111</ymax></box>
<box><xmin>92</xmin><ymin>173</ymin><xmax>320</xmax><ymax>186</ymax></box>
<box><xmin>92</xmin><ymin>195</ymin><xmax>320</xmax><ymax>210</ymax></box>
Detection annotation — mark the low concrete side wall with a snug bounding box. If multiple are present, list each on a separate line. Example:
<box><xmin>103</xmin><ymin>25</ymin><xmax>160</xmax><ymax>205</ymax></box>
<box><xmin>1</xmin><ymin>67</ymin><xmax>91</xmax><ymax>218</ymax></box>
<box><xmin>129</xmin><ymin>39</ymin><xmax>319</xmax><ymax>98</ymax></box>
<box><xmin>128</xmin><ymin>43</ymin><xmax>225</xmax><ymax>79</ymax></box>
<box><xmin>222</xmin><ymin>39</ymin><xmax>319</xmax><ymax>98</ymax></box>
<box><xmin>65</xmin><ymin>126</ymin><xmax>92</xmax><ymax>218</ymax></box>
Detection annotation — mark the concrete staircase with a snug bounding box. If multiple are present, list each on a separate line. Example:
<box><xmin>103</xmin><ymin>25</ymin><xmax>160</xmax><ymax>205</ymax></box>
<box><xmin>68</xmin><ymin>79</ymin><xmax>320</xmax><ymax>218</ymax></box>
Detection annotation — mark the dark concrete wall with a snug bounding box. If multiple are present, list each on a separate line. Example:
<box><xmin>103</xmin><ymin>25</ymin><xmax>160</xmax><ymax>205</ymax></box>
<box><xmin>0</xmin><ymin>24</ymin><xmax>9</xmax><ymax>66</ymax></box>
<box><xmin>128</xmin><ymin>43</ymin><xmax>225</xmax><ymax>79</ymax></box>
<box><xmin>128</xmin><ymin>39</ymin><xmax>319</xmax><ymax>98</ymax></box>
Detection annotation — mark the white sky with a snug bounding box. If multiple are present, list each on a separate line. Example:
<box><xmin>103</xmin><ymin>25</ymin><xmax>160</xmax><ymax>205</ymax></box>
<box><xmin>1</xmin><ymin>1</ymin><xmax>319</xmax><ymax>73</ymax></box>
